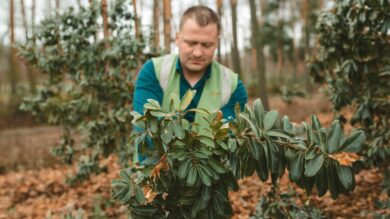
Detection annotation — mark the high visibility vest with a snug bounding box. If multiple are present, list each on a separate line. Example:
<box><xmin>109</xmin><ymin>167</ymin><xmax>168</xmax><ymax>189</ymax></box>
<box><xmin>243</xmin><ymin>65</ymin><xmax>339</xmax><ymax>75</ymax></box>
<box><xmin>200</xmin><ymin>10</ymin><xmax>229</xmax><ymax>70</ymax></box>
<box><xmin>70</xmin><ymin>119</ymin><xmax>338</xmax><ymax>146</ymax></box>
<box><xmin>152</xmin><ymin>54</ymin><xmax>238</xmax><ymax>127</ymax></box>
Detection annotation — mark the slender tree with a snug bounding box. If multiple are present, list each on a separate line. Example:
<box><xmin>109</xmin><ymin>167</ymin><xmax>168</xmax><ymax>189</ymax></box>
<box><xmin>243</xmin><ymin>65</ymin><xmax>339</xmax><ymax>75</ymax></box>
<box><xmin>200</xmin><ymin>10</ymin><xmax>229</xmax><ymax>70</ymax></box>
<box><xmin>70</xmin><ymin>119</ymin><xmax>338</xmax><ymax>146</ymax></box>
<box><xmin>152</xmin><ymin>0</ymin><xmax>160</xmax><ymax>51</ymax></box>
<box><xmin>163</xmin><ymin>0</ymin><xmax>172</xmax><ymax>53</ymax></box>
<box><xmin>55</xmin><ymin>0</ymin><xmax>59</xmax><ymax>9</ymax></box>
<box><xmin>249</xmin><ymin>0</ymin><xmax>269</xmax><ymax>110</ymax></box>
<box><xmin>216</xmin><ymin>0</ymin><xmax>223</xmax><ymax>62</ymax></box>
<box><xmin>102</xmin><ymin>0</ymin><xmax>109</xmax><ymax>41</ymax></box>
<box><xmin>20</xmin><ymin>0</ymin><xmax>36</xmax><ymax>92</ymax></box>
<box><xmin>9</xmin><ymin>0</ymin><xmax>19</xmax><ymax>101</ymax></box>
<box><xmin>20</xmin><ymin>0</ymin><xmax>29</xmax><ymax>39</ymax></box>
<box><xmin>132</xmin><ymin>0</ymin><xmax>141</xmax><ymax>40</ymax></box>
<box><xmin>10</xmin><ymin>0</ymin><xmax>15</xmax><ymax>44</ymax></box>
<box><xmin>153</xmin><ymin>0</ymin><xmax>160</xmax><ymax>47</ymax></box>
<box><xmin>230</xmin><ymin>0</ymin><xmax>242</xmax><ymax>75</ymax></box>
<box><xmin>32</xmin><ymin>0</ymin><xmax>36</xmax><ymax>34</ymax></box>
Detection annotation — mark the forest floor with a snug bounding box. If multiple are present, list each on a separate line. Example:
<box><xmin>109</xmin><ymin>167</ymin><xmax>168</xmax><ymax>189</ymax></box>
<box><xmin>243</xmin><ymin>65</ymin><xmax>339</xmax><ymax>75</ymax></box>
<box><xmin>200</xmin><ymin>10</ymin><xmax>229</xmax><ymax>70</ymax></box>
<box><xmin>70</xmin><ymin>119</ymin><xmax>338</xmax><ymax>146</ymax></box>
<box><xmin>0</xmin><ymin>93</ymin><xmax>388</xmax><ymax>218</ymax></box>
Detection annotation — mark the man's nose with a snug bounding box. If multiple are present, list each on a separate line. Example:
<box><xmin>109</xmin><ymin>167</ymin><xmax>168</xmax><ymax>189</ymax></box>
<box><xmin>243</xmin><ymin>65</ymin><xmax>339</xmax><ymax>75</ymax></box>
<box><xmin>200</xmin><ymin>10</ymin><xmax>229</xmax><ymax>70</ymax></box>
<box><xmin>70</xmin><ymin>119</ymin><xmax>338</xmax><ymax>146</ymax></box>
<box><xmin>192</xmin><ymin>46</ymin><xmax>203</xmax><ymax>57</ymax></box>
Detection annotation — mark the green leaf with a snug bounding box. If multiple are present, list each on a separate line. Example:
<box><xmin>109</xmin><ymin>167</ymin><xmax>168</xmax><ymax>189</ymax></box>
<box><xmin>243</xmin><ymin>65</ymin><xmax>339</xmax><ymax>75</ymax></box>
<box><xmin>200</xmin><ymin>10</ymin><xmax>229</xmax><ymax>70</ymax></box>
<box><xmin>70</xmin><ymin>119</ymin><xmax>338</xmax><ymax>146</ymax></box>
<box><xmin>240</xmin><ymin>113</ymin><xmax>259</xmax><ymax>136</ymax></box>
<box><xmin>131</xmin><ymin>205</ymin><xmax>158</xmax><ymax>216</ymax></box>
<box><xmin>266</xmin><ymin>130</ymin><xmax>293</xmax><ymax>140</ymax></box>
<box><xmin>173</xmin><ymin>121</ymin><xmax>185</xmax><ymax>139</ymax></box>
<box><xmin>144</xmin><ymin>99</ymin><xmax>161</xmax><ymax>110</ymax></box>
<box><xmin>339</xmin><ymin>130</ymin><xmax>366</xmax><ymax>152</ymax></box>
<box><xmin>212</xmin><ymin>196</ymin><xmax>226</xmax><ymax>216</ymax></box>
<box><xmin>336</xmin><ymin>163</ymin><xmax>353</xmax><ymax>190</ymax></box>
<box><xmin>255</xmin><ymin>151</ymin><xmax>269</xmax><ymax>182</ymax></box>
<box><xmin>282</xmin><ymin>116</ymin><xmax>293</xmax><ymax>133</ymax></box>
<box><xmin>187</xmin><ymin>108</ymin><xmax>210</xmax><ymax>115</ymax></box>
<box><xmin>187</xmin><ymin>166</ymin><xmax>198</xmax><ymax>186</ymax></box>
<box><xmin>315</xmin><ymin>165</ymin><xmax>328</xmax><ymax>197</ymax></box>
<box><xmin>199</xmin><ymin>136</ymin><xmax>215</xmax><ymax>148</ymax></box>
<box><xmin>327</xmin><ymin>120</ymin><xmax>342</xmax><ymax>153</ymax></box>
<box><xmin>311</xmin><ymin>115</ymin><xmax>322</xmax><ymax>132</ymax></box>
<box><xmin>264</xmin><ymin>110</ymin><xmax>279</xmax><ymax>131</ymax></box>
<box><xmin>198</xmin><ymin>166</ymin><xmax>212</xmax><ymax>186</ymax></box>
<box><xmin>180</xmin><ymin>89</ymin><xmax>196</xmax><ymax>111</ymax></box>
<box><xmin>201</xmin><ymin>186</ymin><xmax>211</xmax><ymax>201</ymax></box>
<box><xmin>178</xmin><ymin>159</ymin><xmax>191</xmax><ymax>179</ymax></box>
<box><xmin>169</xmin><ymin>93</ymin><xmax>180</xmax><ymax>112</ymax></box>
<box><xmin>150</xmin><ymin>110</ymin><xmax>168</xmax><ymax>117</ymax></box>
<box><xmin>328</xmin><ymin>161</ymin><xmax>340</xmax><ymax>199</ymax></box>
<box><xmin>289</xmin><ymin>152</ymin><xmax>304</xmax><ymax>182</ymax></box>
<box><xmin>208</xmin><ymin>159</ymin><xmax>225</xmax><ymax>174</ymax></box>
<box><xmin>134</xmin><ymin>186</ymin><xmax>145</xmax><ymax>204</ymax></box>
<box><xmin>253</xmin><ymin>99</ymin><xmax>265</xmax><ymax>129</ymax></box>
<box><xmin>304</xmin><ymin>154</ymin><xmax>324</xmax><ymax>177</ymax></box>
<box><xmin>249</xmin><ymin>138</ymin><xmax>261</xmax><ymax>161</ymax></box>
<box><xmin>228</xmin><ymin>139</ymin><xmax>237</xmax><ymax>152</ymax></box>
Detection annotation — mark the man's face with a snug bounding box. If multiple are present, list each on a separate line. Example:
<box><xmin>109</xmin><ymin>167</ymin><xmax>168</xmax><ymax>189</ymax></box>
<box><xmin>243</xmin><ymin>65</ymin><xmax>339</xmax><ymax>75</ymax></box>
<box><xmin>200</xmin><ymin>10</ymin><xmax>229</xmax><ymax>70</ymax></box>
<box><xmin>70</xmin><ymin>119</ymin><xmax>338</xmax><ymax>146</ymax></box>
<box><xmin>175</xmin><ymin>18</ymin><xmax>219</xmax><ymax>75</ymax></box>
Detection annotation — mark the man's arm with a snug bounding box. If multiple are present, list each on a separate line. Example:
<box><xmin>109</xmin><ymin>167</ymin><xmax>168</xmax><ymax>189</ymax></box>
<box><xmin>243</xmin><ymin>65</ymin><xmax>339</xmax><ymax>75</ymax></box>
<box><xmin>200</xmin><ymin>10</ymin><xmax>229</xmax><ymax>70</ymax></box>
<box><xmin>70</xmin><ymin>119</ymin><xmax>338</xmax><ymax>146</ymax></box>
<box><xmin>221</xmin><ymin>79</ymin><xmax>248</xmax><ymax>120</ymax></box>
<box><xmin>133</xmin><ymin>59</ymin><xmax>164</xmax><ymax>114</ymax></box>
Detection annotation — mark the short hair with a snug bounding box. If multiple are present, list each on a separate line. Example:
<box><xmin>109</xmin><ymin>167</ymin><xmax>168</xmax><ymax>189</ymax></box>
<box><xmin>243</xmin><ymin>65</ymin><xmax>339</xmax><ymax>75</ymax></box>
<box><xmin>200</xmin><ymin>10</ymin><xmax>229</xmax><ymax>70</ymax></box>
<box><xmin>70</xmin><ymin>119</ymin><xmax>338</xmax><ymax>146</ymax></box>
<box><xmin>179</xmin><ymin>6</ymin><xmax>221</xmax><ymax>34</ymax></box>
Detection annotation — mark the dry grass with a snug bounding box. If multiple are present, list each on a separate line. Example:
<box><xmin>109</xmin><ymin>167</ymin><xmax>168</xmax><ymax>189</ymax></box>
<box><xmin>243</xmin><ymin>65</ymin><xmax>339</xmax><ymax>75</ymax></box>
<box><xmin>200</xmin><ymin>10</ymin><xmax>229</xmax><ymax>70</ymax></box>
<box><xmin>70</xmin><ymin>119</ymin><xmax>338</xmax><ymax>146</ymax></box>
<box><xmin>0</xmin><ymin>126</ymin><xmax>63</xmax><ymax>173</ymax></box>
<box><xmin>254</xmin><ymin>91</ymin><xmax>333</xmax><ymax>123</ymax></box>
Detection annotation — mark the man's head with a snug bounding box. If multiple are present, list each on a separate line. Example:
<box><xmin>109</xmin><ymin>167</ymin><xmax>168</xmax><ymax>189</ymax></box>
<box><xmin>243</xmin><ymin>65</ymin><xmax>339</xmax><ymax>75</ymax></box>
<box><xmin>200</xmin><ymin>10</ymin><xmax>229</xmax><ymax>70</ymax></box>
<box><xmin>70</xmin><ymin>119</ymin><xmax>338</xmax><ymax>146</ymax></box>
<box><xmin>176</xmin><ymin>6</ymin><xmax>220</xmax><ymax>75</ymax></box>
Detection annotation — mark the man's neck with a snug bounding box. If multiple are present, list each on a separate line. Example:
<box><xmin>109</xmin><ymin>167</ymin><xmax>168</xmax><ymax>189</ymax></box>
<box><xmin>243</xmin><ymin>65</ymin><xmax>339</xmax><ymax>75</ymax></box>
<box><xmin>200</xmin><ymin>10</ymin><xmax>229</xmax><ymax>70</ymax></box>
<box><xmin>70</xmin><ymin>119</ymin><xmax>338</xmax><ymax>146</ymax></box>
<box><xmin>182</xmin><ymin>69</ymin><xmax>205</xmax><ymax>87</ymax></box>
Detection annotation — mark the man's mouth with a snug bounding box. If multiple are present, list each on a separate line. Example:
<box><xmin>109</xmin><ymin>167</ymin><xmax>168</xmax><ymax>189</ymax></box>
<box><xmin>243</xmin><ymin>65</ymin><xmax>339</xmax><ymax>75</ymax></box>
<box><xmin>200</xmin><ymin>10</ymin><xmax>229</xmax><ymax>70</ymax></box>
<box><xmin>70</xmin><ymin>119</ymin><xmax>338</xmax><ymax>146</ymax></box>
<box><xmin>190</xmin><ymin>60</ymin><xmax>203</xmax><ymax>65</ymax></box>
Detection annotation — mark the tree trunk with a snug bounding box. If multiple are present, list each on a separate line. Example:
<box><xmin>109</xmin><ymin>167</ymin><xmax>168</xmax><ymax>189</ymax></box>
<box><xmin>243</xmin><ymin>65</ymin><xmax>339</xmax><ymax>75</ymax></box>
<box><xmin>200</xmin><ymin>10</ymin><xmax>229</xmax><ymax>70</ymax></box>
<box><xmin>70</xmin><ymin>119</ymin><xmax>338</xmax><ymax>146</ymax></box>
<box><xmin>9</xmin><ymin>0</ymin><xmax>19</xmax><ymax>101</ymax></box>
<box><xmin>152</xmin><ymin>0</ymin><xmax>160</xmax><ymax>51</ymax></box>
<box><xmin>101</xmin><ymin>0</ymin><xmax>110</xmax><ymax>72</ymax></box>
<box><xmin>216</xmin><ymin>0</ymin><xmax>222</xmax><ymax>62</ymax></box>
<box><xmin>32</xmin><ymin>0</ymin><xmax>36</xmax><ymax>35</ymax></box>
<box><xmin>132</xmin><ymin>0</ymin><xmax>142</xmax><ymax>40</ymax></box>
<box><xmin>163</xmin><ymin>0</ymin><xmax>171</xmax><ymax>53</ymax></box>
<box><xmin>20</xmin><ymin>0</ymin><xmax>28</xmax><ymax>40</ymax></box>
<box><xmin>20</xmin><ymin>0</ymin><xmax>36</xmax><ymax>93</ymax></box>
<box><xmin>55</xmin><ymin>0</ymin><xmax>59</xmax><ymax>9</ymax></box>
<box><xmin>101</xmin><ymin>0</ymin><xmax>109</xmax><ymax>41</ymax></box>
<box><xmin>230</xmin><ymin>0</ymin><xmax>242</xmax><ymax>76</ymax></box>
<box><xmin>249</xmin><ymin>0</ymin><xmax>269</xmax><ymax>110</ymax></box>
<box><xmin>302</xmin><ymin>0</ymin><xmax>312</xmax><ymax>90</ymax></box>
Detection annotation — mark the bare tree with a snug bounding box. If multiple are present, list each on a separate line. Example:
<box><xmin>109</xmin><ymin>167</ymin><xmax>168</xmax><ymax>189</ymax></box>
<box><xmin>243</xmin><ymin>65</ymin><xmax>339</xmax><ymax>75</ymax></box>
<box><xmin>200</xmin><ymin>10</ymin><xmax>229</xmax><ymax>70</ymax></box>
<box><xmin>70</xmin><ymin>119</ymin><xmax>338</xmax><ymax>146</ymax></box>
<box><xmin>249</xmin><ymin>0</ymin><xmax>269</xmax><ymax>110</ymax></box>
<box><xmin>132</xmin><ymin>0</ymin><xmax>141</xmax><ymax>39</ymax></box>
<box><xmin>101</xmin><ymin>0</ymin><xmax>109</xmax><ymax>41</ymax></box>
<box><xmin>10</xmin><ymin>0</ymin><xmax>15</xmax><ymax>44</ymax></box>
<box><xmin>32</xmin><ymin>0</ymin><xmax>36</xmax><ymax>34</ymax></box>
<box><xmin>163</xmin><ymin>0</ymin><xmax>172</xmax><ymax>53</ymax></box>
<box><xmin>216</xmin><ymin>0</ymin><xmax>222</xmax><ymax>62</ymax></box>
<box><xmin>230</xmin><ymin>0</ymin><xmax>242</xmax><ymax>75</ymax></box>
<box><xmin>152</xmin><ymin>0</ymin><xmax>160</xmax><ymax>51</ymax></box>
<box><xmin>20</xmin><ymin>0</ymin><xmax>29</xmax><ymax>39</ymax></box>
<box><xmin>9</xmin><ymin>0</ymin><xmax>19</xmax><ymax>99</ymax></box>
<box><xmin>20</xmin><ymin>0</ymin><xmax>36</xmax><ymax>92</ymax></box>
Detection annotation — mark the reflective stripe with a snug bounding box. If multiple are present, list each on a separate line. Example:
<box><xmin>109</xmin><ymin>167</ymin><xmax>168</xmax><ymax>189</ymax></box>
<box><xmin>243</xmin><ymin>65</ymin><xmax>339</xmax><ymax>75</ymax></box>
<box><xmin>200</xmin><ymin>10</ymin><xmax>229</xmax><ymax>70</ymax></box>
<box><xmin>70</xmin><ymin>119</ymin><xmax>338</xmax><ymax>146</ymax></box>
<box><xmin>159</xmin><ymin>54</ymin><xmax>176</xmax><ymax>92</ymax></box>
<box><xmin>220</xmin><ymin>65</ymin><xmax>232</xmax><ymax>107</ymax></box>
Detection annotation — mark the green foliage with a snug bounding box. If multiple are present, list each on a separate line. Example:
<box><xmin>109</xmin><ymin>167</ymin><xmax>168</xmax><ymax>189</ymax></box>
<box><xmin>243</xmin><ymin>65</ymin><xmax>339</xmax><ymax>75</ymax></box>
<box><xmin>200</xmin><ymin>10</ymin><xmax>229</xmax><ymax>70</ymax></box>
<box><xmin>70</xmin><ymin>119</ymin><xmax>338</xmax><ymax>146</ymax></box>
<box><xmin>18</xmin><ymin>0</ymin><xmax>146</xmax><ymax>184</ymax></box>
<box><xmin>250</xmin><ymin>187</ymin><xmax>325</xmax><ymax>219</ymax></box>
<box><xmin>309</xmin><ymin>0</ymin><xmax>390</xmax><ymax>165</ymax></box>
<box><xmin>112</xmin><ymin>90</ymin><xmax>365</xmax><ymax>218</ymax></box>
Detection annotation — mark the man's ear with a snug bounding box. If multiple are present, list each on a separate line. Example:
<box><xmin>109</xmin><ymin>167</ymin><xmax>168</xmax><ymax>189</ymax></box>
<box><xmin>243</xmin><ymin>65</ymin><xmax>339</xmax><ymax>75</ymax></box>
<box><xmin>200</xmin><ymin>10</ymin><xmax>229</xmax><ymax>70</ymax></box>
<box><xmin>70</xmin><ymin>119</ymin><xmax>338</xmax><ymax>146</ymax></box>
<box><xmin>175</xmin><ymin>32</ymin><xmax>180</xmax><ymax>45</ymax></box>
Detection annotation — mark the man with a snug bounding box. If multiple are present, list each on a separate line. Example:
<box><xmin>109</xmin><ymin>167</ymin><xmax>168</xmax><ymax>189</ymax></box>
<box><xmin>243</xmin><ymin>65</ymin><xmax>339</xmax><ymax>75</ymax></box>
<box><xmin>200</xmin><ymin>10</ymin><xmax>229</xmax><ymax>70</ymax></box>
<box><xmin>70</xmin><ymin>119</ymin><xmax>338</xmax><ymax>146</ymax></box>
<box><xmin>134</xmin><ymin>5</ymin><xmax>247</xmax><ymax>126</ymax></box>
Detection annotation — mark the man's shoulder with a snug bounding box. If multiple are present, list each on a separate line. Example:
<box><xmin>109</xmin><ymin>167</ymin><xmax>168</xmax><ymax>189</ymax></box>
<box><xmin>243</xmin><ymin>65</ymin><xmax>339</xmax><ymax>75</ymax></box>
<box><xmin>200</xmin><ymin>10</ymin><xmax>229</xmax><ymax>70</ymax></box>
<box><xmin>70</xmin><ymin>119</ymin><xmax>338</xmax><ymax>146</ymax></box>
<box><xmin>151</xmin><ymin>53</ymin><xmax>178</xmax><ymax>63</ymax></box>
<box><xmin>212</xmin><ymin>60</ymin><xmax>237</xmax><ymax>76</ymax></box>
